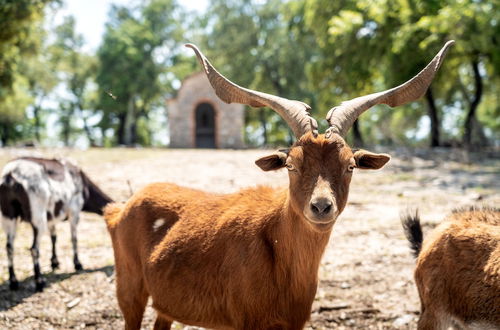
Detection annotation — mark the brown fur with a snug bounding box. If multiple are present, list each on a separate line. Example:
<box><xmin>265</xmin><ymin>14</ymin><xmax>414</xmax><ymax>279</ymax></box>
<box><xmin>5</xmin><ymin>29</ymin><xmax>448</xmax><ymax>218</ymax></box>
<box><xmin>406</xmin><ymin>207</ymin><xmax>500</xmax><ymax>329</ymax></box>
<box><xmin>104</xmin><ymin>133</ymin><xmax>390</xmax><ymax>330</ymax></box>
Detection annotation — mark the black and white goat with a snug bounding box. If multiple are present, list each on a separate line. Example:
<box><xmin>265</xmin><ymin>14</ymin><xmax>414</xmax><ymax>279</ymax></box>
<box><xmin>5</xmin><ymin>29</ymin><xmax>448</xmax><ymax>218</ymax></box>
<box><xmin>0</xmin><ymin>157</ymin><xmax>113</xmax><ymax>291</ymax></box>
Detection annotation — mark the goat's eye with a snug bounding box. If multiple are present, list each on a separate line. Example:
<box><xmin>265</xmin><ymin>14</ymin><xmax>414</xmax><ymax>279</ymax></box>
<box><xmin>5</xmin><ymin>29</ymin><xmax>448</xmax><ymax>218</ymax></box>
<box><xmin>286</xmin><ymin>163</ymin><xmax>295</xmax><ymax>171</ymax></box>
<box><xmin>347</xmin><ymin>164</ymin><xmax>355</xmax><ymax>172</ymax></box>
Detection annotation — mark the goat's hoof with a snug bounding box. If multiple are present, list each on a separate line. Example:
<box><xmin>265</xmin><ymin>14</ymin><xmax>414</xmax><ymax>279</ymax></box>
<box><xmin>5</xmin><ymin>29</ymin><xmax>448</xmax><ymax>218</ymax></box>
<box><xmin>74</xmin><ymin>262</ymin><xmax>83</xmax><ymax>271</ymax></box>
<box><xmin>35</xmin><ymin>280</ymin><xmax>46</xmax><ymax>292</ymax></box>
<box><xmin>51</xmin><ymin>261</ymin><xmax>60</xmax><ymax>270</ymax></box>
<box><xmin>9</xmin><ymin>280</ymin><xmax>19</xmax><ymax>290</ymax></box>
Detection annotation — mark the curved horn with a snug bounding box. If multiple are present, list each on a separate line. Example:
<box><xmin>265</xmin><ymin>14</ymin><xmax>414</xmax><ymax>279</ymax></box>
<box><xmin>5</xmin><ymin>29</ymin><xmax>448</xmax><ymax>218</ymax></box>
<box><xmin>185</xmin><ymin>43</ymin><xmax>318</xmax><ymax>139</ymax></box>
<box><xmin>325</xmin><ymin>40</ymin><xmax>455</xmax><ymax>138</ymax></box>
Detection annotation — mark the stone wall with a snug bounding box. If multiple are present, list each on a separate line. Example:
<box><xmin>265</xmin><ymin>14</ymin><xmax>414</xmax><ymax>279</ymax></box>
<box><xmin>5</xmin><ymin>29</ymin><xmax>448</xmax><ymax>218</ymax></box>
<box><xmin>168</xmin><ymin>72</ymin><xmax>245</xmax><ymax>149</ymax></box>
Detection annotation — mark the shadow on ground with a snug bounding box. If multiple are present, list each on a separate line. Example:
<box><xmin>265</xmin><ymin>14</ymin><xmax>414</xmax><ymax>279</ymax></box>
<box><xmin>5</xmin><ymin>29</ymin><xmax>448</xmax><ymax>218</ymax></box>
<box><xmin>0</xmin><ymin>265</ymin><xmax>114</xmax><ymax>311</ymax></box>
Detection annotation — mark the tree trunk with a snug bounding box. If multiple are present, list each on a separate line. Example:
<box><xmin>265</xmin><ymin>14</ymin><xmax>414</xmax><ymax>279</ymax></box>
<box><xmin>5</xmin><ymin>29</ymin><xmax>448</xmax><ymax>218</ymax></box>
<box><xmin>81</xmin><ymin>116</ymin><xmax>97</xmax><ymax>147</ymax></box>
<box><xmin>77</xmin><ymin>103</ymin><xmax>97</xmax><ymax>147</ymax></box>
<box><xmin>131</xmin><ymin>121</ymin><xmax>137</xmax><ymax>145</ymax></box>
<box><xmin>425</xmin><ymin>88</ymin><xmax>440</xmax><ymax>147</ymax></box>
<box><xmin>62</xmin><ymin>119</ymin><xmax>71</xmax><ymax>146</ymax></box>
<box><xmin>352</xmin><ymin>119</ymin><xmax>363</xmax><ymax>146</ymax></box>
<box><xmin>259</xmin><ymin>109</ymin><xmax>268</xmax><ymax>146</ymax></box>
<box><xmin>117</xmin><ymin>113</ymin><xmax>126</xmax><ymax>145</ymax></box>
<box><xmin>463</xmin><ymin>59</ymin><xmax>483</xmax><ymax>148</ymax></box>
<box><xmin>136</xmin><ymin>107</ymin><xmax>150</xmax><ymax>145</ymax></box>
<box><xmin>99</xmin><ymin>126</ymin><xmax>106</xmax><ymax>146</ymax></box>
<box><xmin>124</xmin><ymin>97</ymin><xmax>135</xmax><ymax>146</ymax></box>
<box><xmin>33</xmin><ymin>105</ymin><xmax>41</xmax><ymax>142</ymax></box>
<box><xmin>0</xmin><ymin>124</ymin><xmax>8</xmax><ymax>146</ymax></box>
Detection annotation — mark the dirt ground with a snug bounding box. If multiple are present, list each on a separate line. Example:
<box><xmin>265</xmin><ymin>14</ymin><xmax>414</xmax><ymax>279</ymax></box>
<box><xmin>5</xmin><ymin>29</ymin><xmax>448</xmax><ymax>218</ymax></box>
<box><xmin>0</xmin><ymin>147</ymin><xmax>498</xmax><ymax>329</ymax></box>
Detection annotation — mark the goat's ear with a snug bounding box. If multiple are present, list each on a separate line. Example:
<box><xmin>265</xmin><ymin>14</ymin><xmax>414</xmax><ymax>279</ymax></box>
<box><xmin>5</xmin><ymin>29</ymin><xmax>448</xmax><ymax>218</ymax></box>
<box><xmin>255</xmin><ymin>149</ymin><xmax>289</xmax><ymax>171</ymax></box>
<box><xmin>353</xmin><ymin>150</ymin><xmax>390</xmax><ymax>170</ymax></box>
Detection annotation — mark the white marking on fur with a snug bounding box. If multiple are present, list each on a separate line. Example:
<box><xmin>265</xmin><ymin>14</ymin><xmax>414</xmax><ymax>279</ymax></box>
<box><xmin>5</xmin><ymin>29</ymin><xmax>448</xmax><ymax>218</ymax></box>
<box><xmin>29</xmin><ymin>193</ymin><xmax>49</xmax><ymax>234</ymax></box>
<box><xmin>48</xmin><ymin>221</ymin><xmax>57</xmax><ymax>235</ymax></box>
<box><xmin>435</xmin><ymin>312</ymin><xmax>496</xmax><ymax>330</ymax></box>
<box><xmin>1</xmin><ymin>217</ymin><xmax>16</xmax><ymax>238</ymax></box>
<box><xmin>70</xmin><ymin>211</ymin><xmax>80</xmax><ymax>256</ymax></box>
<box><xmin>1</xmin><ymin>217</ymin><xmax>17</xmax><ymax>267</ymax></box>
<box><xmin>468</xmin><ymin>321</ymin><xmax>499</xmax><ymax>330</ymax></box>
<box><xmin>153</xmin><ymin>218</ymin><xmax>165</xmax><ymax>231</ymax></box>
<box><xmin>431</xmin><ymin>310</ymin><xmax>458</xmax><ymax>330</ymax></box>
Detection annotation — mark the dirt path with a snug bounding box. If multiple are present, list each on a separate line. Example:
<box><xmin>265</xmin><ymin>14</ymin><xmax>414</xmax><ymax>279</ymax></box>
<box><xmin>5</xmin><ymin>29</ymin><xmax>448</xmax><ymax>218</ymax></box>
<box><xmin>0</xmin><ymin>148</ymin><xmax>498</xmax><ymax>329</ymax></box>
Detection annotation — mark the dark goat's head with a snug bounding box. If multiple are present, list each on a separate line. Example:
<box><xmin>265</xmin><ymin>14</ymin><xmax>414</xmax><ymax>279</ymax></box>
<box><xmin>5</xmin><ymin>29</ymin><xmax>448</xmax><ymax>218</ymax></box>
<box><xmin>80</xmin><ymin>170</ymin><xmax>113</xmax><ymax>215</ymax></box>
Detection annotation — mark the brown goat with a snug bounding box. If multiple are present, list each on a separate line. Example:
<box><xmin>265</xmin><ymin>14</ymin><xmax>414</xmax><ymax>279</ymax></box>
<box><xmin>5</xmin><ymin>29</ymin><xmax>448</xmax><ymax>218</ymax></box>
<box><xmin>104</xmin><ymin>42</ymin><xmax>453</xmax><ymax>329</ymax></box>
<box><xmin>402</xmin><ymin>207</ymin><xmax>500</xmax><ymax>330</ymax></box>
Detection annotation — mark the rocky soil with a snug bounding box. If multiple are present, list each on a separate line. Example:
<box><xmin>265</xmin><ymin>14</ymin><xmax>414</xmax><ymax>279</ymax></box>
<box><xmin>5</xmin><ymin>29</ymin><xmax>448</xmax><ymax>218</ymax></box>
<box><xmin>0</xmin><ymin>147</ymin><xmax>498</xmax><ymax>329</ymax></box>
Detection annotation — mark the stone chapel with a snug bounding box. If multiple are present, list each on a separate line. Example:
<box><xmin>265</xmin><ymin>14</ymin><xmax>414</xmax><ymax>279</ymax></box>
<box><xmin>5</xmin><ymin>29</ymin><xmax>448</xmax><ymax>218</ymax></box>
<box><xmin>167</xmin><ymin>72</ymin><xmax>245</xmax><ymax>149</ymax></box>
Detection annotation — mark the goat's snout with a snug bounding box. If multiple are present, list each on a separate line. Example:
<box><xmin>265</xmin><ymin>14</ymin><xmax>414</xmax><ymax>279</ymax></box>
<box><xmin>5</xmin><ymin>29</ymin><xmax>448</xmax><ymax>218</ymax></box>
<box><xmin>310</xmin><ymin>198</ymin><xmax>333</xmax><ymax>217</ymax></box>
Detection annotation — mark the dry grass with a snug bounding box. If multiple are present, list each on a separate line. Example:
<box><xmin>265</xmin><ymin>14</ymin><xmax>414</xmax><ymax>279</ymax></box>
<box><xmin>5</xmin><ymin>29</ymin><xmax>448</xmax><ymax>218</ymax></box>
<box><xmin>0</xmin><ymin>147</ymin><xmax>498</xmax><ymax>329</ymax></box>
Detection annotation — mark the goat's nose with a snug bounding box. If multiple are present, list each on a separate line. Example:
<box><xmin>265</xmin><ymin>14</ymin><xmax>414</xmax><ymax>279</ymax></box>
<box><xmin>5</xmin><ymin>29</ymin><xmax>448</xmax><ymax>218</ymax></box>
<box><xmin>310</xmin><ymin>198</ymin><xmax>333</xmax><ymax>216</ymax></box>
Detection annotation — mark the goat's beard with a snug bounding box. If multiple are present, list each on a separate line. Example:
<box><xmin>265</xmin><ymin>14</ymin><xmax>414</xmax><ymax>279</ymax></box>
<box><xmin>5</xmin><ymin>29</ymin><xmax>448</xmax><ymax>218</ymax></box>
<box><xmin>303</xmin><ymin>214</ymin><xmax>338</xmax><ymax>233</ymax></box>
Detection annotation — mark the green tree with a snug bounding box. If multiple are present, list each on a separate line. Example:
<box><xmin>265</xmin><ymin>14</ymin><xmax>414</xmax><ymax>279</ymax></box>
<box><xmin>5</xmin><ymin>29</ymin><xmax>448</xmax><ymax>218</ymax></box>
<box><xmin>50</xmin><ymin>16</ymin><xmax>98</xmax><ymax>146</ymax></box>
<box><xmin>97</xmin><ymin>0</ymin><xmax>184</xmax><ymax>146</ymax></box>
<box><xmin>0</xmin><ymin>78</ymin><xmax>33</xmax><ymax>145</ymax></box>
<box><xmin>22</xmin><ymin>26</ymin><xmax>58</xmax><ymax>143</ymax></box>
<box><xmin>0</xmin><ymin>0</ymin><xmax>58</xmax><ymax>145</ymax></box>
<box><xmin>425</xmin><ymin>0</ymin><xmax>500</xmax><ymax>147</ymax></box>
<box><xmin>200</xmin><ymin>0</ymin><xmax>319</xmax><ymax>146</ymax></box>
<box><xmin>299</xmin><ymin>0</ymin><xmax>499</xmax><ymax>147</ymax></box>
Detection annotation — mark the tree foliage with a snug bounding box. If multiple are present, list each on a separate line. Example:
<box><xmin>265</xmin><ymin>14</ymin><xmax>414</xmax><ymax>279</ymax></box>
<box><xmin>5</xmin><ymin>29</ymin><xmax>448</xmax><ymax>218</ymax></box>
<box><xmin>96</xmin><ymin>0</ymin><xmax>184</xmax><ymax>146</ymax></box>
<box><xmin>0</xmin><ymin>0</ymin><xmax>59</xmax><ymax>145</ymax></box>
<box><xmin>49</xmin><ymin>16</ymin><xmax>98</xmax><ymax>146</ymax></box>
<box><xmin>0</xmin><ymin>0</ymin><xmax>497</xmax><ymax>148</ymax></box>
<box><xmin>200</xmin><ymin>0</ymin><xmax>319</xmax><ymax>146</ymax></box>
<box><xmin>298</xmin><ymin>0</ymin><xmax>499</xmax><ymax>147</ymax></box>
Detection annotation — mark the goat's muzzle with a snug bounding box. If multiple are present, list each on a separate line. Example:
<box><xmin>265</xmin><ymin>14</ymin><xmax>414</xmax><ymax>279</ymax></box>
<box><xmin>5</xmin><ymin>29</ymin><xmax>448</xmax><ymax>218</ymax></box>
<box><xmin>304</xmin><ymin>196</ymin><xmax>338</xmax><ymax>231</ymax></box>
<box><xmin>310</xmin><ymin>198</ymin><xmax>333</xmax><ymax>218</ymax></box>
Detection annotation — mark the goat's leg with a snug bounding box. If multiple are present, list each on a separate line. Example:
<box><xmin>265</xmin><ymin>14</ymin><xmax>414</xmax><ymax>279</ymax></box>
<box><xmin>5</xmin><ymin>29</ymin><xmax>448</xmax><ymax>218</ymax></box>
<box><xmin>30</xmin><ymin>223</ymin><xmax>46</xmax><ymax>291</ymax></box>
<box><xmin>116</xmin><ymin>265</ymin><xmax>148</xmax><ymax>330</ymax></box>
<box><xmin>2</xmin><ymin>217</ymin><xmax>19</xmax><ymax>290</ymax></box>
<box><xmin>48</xmin><ymin>221</ymin><xmax>59</xmax><ymax>270</ymax></box>
<box><xmin>69</xmin><ymin>212</ymin><xmax>82</xmax><ymax>271</ymax></box>
<box><xmin>417</xmin><ymin>308</ymin><xmax>448</xmax><ymax>330</ymax></box>
<box><xmin>153</xmin><ymin>315</ymin><xmax>172</xmax><ymax>330</ymax></box>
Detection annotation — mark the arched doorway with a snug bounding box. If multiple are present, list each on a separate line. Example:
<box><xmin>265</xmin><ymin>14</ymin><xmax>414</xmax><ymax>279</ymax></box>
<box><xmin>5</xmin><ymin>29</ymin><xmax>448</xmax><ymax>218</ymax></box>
<box><xmin>195</xmin><ymin>102</ymin><xmax>216</xmax><ymax>148</ymax></box>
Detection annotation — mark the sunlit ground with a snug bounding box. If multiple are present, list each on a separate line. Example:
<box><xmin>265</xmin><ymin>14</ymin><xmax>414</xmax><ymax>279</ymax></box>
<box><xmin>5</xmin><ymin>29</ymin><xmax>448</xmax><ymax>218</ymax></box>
<box><xmin>0</xmin><ymin>147</ymin><xmax>498</xmax><ymax>329</ymax></box>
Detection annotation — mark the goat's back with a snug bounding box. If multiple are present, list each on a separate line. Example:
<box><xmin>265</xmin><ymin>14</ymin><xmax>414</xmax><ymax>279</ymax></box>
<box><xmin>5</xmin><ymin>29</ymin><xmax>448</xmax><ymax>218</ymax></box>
<box><xmin>414</xmin><ymin>207</ymin><xmax>500</xmax><ymax>326</ymax></box>
<box><xmin>447</xmin><ymin>206</ymin><xmax>500</xmax><ymax>226</ymax></box>
<box><xmin>105</xmin><ymin>182</ymin><xmax>280</xmax><ymax>252</ymax></box>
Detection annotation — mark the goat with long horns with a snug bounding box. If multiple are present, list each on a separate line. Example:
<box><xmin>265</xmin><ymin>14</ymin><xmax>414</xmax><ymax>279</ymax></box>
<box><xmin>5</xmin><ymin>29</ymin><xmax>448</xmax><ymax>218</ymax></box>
<box><xmin>104</xmin><ymin>41</ymin><xmax>454</xmax><ymax>330</ymax></box>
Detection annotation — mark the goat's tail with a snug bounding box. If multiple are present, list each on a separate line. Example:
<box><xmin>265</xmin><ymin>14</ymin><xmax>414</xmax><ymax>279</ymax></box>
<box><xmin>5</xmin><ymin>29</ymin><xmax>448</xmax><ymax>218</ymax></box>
<box><xmin>103</xmin><ymin>203</ymin><xmax>124</xmax><ymax>233</ymax></box>
<box><xmin>401</xmin><ymin>210</ymin><xmax>423</xmax><ymax>259</ymax></box>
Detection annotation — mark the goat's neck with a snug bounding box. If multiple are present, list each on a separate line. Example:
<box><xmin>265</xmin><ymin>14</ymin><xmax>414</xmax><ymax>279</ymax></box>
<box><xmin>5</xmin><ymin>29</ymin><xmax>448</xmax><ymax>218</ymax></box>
<box><xmin>79</xmin><ymin>171</ymin><xmax>113</xmax><ymax>215</ymax></box>
<box><xmin>267</xmin><ymin>192</ymin><xmax>332</xmax><ymax>288</ymax></box>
